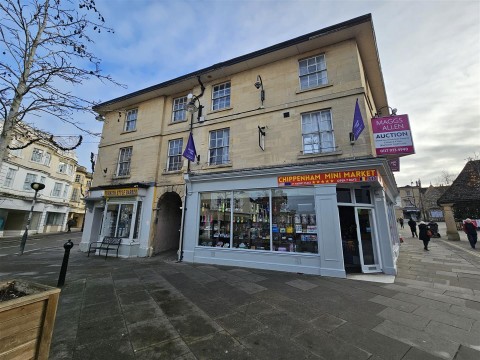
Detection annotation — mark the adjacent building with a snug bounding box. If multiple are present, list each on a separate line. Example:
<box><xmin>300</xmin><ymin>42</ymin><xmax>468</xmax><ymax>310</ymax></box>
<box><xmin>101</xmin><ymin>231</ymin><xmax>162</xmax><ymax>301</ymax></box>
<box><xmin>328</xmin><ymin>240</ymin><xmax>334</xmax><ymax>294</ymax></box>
<box><xmin>0</xmin><ymin>122</ymin><xmax>78</xmax><ymax>237</ymax></box>
<box><xmin>68</xmin><ymin>165</ymin><xmax>93</xmax><ymax>230</ymax></box>
<box><xmin>81</xmin><ymin>14</ymin><xmax>402</xmax><ymax>278</ymax></box>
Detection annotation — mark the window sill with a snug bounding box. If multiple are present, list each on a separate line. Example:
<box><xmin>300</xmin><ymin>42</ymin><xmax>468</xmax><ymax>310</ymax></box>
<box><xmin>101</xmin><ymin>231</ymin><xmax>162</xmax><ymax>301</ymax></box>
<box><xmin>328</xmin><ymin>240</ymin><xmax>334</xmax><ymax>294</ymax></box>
<box><xmin>207</xmin><ymin>107</ymin><xmax>233</xmax><ymax>115</ymax></box>
<box><xmin>296</xmin><ymin>83</ymin><xmax>333</xmax><ymax>94</ymax></box>
<box><xmin>162</xmin><ymin>170</ymin><xmax>184</xmax><ymax>175</ymax></box>
<box><xmin>120</xmin><ymin>129</ymin><xmax>137</xmax><ymax>135</ymax></box>
<box><xmin>169</xmin><ymin>119</ymin><xmax>188</xmax><ymax>125</ymax></box>
<box><xmin>298</xmin><ymin>150</ymin><xmax>342</xmax><ymax>160</ymax></box>
<box><xmin>113</xmin><ymin>174</ymin><xmax>131</xmax><ymax>179</ymax></box>
<box><xmin>205</xmin><ymin>162</ymin><xmax>232</xmax><ymax>170</ymax></box>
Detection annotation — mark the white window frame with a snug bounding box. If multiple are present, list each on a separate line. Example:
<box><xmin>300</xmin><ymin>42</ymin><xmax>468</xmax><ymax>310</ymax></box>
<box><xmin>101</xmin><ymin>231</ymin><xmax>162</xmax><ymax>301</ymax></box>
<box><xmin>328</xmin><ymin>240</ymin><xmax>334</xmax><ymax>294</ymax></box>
<box><xmin>44</xmin><ymin>152</ymin><xmax>51</xmax><ymax>166</ymax></box>
<box><xmin>301</xmin><ymin>109</ymin><xmax>335</xmax><ymax>154</ymax></box>
<box><xmin>63</xmin><ymin>184</ymin><xmax>70</xmax><ymax>198</ymax></box>
<box><xmin>299</xmin><ymin>54</ymin><xmax>328</xmax><ymax>90</ymax></box>
<box><xmin>31</xmin><ymin>148</ymin><xmax>44</xmax><ymax>163</ymax></box>
<box><xmin>167</xmin><ymin>139</ymin><xmax>183</xmax><ymax>171</ymax></box>
<box><xmin>4</xmin><ymin>168</ymin><xmax>17</xmax><ymax>187</ymax></box>
<box><xmin>172</xmin><ymin>96</ymin><xmax>187</xmax><ymax>122</ymax></box>
<box><xmin>71</xmin><ymin>188</ymin><xmax>79</xmax><ymax>201</ymax></box>
<box><xmin>212</xmin><ymin>82</ymin><xmax>231</xmax><ymax>111</ymax></box>
<box><xmin>23</xmin><ymin>173</ymin><xmax>38</xmax><ymax>190</ymax></box>
<box><xmin>209</xmin><ymin>128</ymin><xmax>230</xmax><ymax>165</ymax></box>
<box><xmin>117</xmin><ymin>147</ymin><xmax>132</xmax><ymax>176</ymax></box>
<box><xmin>58</xmin><ymin>162</ymin><xmax>67</xmax><ymax>174</ymax></box>
<box><xmin>39</xmin><ymin>176</ymin><xmax>46</xmax><ymax>184</ymax></box>
<box><xmin>52</xmin><ymin>182</ymin><xmax>62</xmax><ymax>197</ymax></box>
<box><xmin>124</xmin><ymin>109</ymin><xmax>138</xmax><ymax>132</ymax></box>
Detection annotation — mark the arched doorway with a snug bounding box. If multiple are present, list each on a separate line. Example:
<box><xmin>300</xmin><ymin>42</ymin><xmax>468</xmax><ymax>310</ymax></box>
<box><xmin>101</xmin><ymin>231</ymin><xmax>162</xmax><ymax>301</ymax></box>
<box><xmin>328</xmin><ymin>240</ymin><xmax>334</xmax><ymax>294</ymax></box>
<box><xmin>153</xmin><ymin>192</ymin><xmax>182</xmax><ymax>254</ymax></box>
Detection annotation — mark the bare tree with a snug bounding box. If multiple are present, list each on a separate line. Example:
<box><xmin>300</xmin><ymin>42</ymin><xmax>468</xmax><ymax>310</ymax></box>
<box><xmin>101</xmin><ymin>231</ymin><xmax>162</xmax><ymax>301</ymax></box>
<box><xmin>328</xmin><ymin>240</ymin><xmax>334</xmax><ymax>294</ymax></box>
<box><xmin>0</xmin><ymin>0</ymin><xmax>123</xmax><ymax>165</ymax></box>
<box><xmin>434</xmin><ymin>170</ymin><xmax>455</xmax><ymax>186</ymax></box>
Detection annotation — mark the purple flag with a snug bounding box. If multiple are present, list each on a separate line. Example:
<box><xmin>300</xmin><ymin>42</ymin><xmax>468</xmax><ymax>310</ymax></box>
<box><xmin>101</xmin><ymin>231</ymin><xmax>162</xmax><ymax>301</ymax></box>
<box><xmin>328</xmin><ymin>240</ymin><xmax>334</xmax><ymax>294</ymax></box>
<box><xmin>352</xmin><ymin>99</ymin><xmax>365</xmax><ymax>141</ymax></box>
<box><xmin>183</xmin><ymin>132</ymin><xmax>197</xmax><ymax>162</ymax></box>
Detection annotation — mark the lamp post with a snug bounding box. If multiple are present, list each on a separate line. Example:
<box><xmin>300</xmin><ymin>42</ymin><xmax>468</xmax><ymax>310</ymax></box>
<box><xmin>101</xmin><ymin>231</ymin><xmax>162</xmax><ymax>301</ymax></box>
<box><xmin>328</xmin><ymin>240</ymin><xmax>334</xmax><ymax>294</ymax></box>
<box><xmin>374</xmin><ymin>106</ymin><xmax>397</xmax><ymax>117</ymax></box>
<box><xmin>19</xmin><ymin>182</ymin><xmax>45</xmax><ymax>255</ymax></box>
<box><xmin>254</xmin><ymin>75</ymin><xmax>265</xmax><ymax>108</ymax></box>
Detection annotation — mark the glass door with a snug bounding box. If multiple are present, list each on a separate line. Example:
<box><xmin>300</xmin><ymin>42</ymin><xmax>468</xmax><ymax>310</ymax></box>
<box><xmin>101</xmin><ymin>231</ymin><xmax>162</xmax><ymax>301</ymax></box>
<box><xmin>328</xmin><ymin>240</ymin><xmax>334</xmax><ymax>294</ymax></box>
<box><xmin>355</xmin><ymin>208</ymin><xmax>381</xmax><ymax>273</ymax></box>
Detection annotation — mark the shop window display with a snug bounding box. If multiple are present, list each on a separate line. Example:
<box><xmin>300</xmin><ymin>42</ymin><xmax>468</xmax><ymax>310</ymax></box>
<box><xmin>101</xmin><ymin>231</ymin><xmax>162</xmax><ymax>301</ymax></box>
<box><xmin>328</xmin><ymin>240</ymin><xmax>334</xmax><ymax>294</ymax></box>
<box><xmin>199</xmin><ymin>192</ymin><xmax>232</xmax><ymax>247</ymax></box>
<box><xmin>271</xmin><ymin>188</ymin><xmax>317</xmax><ymax>253</ymax></box>
<box><xmin>198</xmin><ymin>188</ymin><xmax>318</xmax><ymax>254</ymax></box>
<box><xmin>104</xmin><ymin>203</ymin><xmax>134</xmax><ymax>238</ymax></box>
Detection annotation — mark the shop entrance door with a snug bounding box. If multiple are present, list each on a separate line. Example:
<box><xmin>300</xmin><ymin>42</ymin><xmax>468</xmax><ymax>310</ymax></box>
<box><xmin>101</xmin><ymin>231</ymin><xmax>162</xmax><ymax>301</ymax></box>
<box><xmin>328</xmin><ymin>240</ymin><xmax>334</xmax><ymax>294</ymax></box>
<box><xmin>355</xmin><ymin>208</ymin><xmax>381</xmax><ymax>273</ymax></box>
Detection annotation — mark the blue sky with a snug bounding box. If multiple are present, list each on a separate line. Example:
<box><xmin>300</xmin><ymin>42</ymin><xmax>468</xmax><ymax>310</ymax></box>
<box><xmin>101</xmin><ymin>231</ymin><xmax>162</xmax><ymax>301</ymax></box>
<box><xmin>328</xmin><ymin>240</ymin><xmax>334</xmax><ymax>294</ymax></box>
<box><xmin>48</xmin><ymin>0</ymin><xmax>479</xmax><ymax>187</ymax></box>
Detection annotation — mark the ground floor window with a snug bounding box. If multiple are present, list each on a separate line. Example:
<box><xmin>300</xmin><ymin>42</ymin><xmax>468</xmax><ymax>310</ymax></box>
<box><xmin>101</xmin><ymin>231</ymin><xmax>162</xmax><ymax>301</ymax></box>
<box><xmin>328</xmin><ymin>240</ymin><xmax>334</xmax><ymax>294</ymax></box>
<box><xmin>198</xmin><ymin>187</ymin><xmax>317</xmax><ymax>254</ymax></box>
<box><xmin>103</xmin><ymin>203</ymin><xmax>134</xmax><ymax>238</ymax></box>
<box><xmin>45</xmin><ymin>212</ymin><xmax>65</xmax><ymax>226</ymax></box>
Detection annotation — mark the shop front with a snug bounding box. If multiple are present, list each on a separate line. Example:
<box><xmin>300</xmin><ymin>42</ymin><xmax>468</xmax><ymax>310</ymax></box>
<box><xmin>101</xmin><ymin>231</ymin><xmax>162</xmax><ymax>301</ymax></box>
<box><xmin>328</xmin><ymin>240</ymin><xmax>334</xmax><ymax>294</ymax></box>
<box><xmin>80</xmin><ymin>183</ymin><xmax>155</xmax><ymax>257</ymax></box>
<box><xmin>182</xmin><ymin>160</ymin><xmax>400</xmax><ymax>278</ymax></box>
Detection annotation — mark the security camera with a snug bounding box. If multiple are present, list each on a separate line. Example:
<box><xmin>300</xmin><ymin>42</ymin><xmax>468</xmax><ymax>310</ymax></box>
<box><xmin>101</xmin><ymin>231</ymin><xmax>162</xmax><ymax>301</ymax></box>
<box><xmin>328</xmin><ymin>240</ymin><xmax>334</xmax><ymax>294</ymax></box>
<box><xmin>95</xmin><ymin>115</ymin><xmax>105</xmax><ymax>121</ymax></box>
<box><xmin>254</xmin><ymin>81</ymin><xmax>261</xmax><ymax>89</ymax></box>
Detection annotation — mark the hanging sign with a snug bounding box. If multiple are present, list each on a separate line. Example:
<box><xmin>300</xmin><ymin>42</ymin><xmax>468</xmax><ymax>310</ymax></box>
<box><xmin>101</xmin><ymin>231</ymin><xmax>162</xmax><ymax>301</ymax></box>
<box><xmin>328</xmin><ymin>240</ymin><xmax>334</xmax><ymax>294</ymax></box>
<box><xmin>388</xmin><ymin>158</ymin><xmax>400</xmax><ymax>172</ymax></box>
<box><xmin>371</xmin><ymin>114</ymin><xmax>415</xmax><ymax>156</ymax></box>
<box><xmin>104</xmin><ymin>188</ymin><xmax>138</xmax><ymax>197</ymax></box>
<box><xmin>278</xmin><ymin>169</ymin><xmax>378</xmax><ymax>186</ymax></box>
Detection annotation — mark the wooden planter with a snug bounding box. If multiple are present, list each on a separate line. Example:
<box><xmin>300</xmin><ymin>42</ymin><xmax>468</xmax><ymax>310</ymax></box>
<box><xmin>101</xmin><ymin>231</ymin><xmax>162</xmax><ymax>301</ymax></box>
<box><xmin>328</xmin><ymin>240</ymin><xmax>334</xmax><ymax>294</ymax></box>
<box><xmin>0</xmin><ymin>280</ymin><xmax>60</xmax><ymax>360</ymax></box>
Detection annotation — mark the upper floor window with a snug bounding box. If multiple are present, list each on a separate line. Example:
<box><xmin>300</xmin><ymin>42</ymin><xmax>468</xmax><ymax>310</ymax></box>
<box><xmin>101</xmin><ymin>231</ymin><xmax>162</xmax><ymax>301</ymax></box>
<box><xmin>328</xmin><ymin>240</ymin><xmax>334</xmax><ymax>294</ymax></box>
<box><xmin>52</xmin><ymin>182</ymin><xmax>62</xmax><ymax>197</ymax></box>
<box><xmin>71</xmin><ymin>188</ymin><xmax>79</xmax><ymax>201</ymax></box>
<box><xmin>31</xmin><ymin>148</ymin><xmax>44</xmax><ymax>163</ymax></box>
<box><xmin>4</xmin><ymin>168</ymin><xmax>17</xmax><ymax>187</ymax></box>
<box><xmin>212</xmin><ymin>82</ymin><xmax>231</xmax><ymax>111</ymax></box>
<box><xmin>209</xmin><ymin>128</ymin><xmax>230</xmax><ymax>165</ymax></box>
<box><xmin>44</xmin><ymin>152</ymin><xmax>51</xmax><ymax>166</ymax></box>
<box><xmin>58</xmin><ymin>162</ymin><xmax>67</xmax><ymax>174</ymax></box>
<box><xmin>172</xmin><ymin>96</ymin><xmax>187</xmax><ymax>122</ymax></box>
<box><xmin>299</xmin><ymin>54</ymin><xmax>327</xmax><ymax>90</ymax></box>
<box><xmin>86</xmin><ymin>180</ymin><xmax>92</xmax><ymax>187</ymax></box>
<box><xmin>167</xmin><ymin>139</ymin><xmax>183</xmax><ymax>171</ymax></box>
<box><xmin>124</xmin><ymin>109</ymin><xmax>138</xmax><ymax>132</ymax></box>
<box><xmin>23</xmin><ymin>173</ymin><xmax>37</xmax><ymax>190</ymax></box>
<box><xmin>39</xmin><ymin>176</ymin><xmax>46</xmax><ymax>184</ymax></box>
<box><xmin>63</xmin><ymin>184</ymin><xmax>70</xmax><ymax>198</ymax></box>
<box><xmin>117</xmin><ymin>147</ymin><xmax>132</xmax><ymax>176</ymax></box>
<box><xmin>301</xmin><ymin>110</ymin><xmax>335</xmax><ymax>154</ymax></box>
<box><xmin>9</xmin><ymin>141</ymin><xmax>23</xmax><ymax>157</ymax></box>
<box><xmin>75</xmin><ymin>174</ymin><xmax>82</xmax><ymax>183</ymax></box>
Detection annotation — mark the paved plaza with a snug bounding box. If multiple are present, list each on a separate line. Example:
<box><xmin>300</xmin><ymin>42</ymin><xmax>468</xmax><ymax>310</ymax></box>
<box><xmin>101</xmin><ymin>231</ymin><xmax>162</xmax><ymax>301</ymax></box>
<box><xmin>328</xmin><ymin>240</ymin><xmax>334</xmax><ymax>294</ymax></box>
<box><xmin>1</xmin><ymin>223</ymin><xmax>480</xmax><ymax>359</ymax></box>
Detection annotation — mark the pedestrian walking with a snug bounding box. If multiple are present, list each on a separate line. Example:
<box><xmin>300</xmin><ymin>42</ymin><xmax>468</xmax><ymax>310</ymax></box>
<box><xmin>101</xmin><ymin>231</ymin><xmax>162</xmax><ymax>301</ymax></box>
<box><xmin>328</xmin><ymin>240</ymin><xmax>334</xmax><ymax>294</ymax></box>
<box><xmin>463</xmin><ymin>218</ymin><xmax>478</xmax><ymax>249</ymax></box>
<box><xmin>418</xmin><ymin>221</ymin><xmax>431</xmax><ymax>251</ymax></box>
<box><xmin>67</xmin><ymin>218</ymin><xmax>75</xmax><ymax>232</ymax></box>
<box><xmin>399</xmin><ymin>218</ymin><xmax>404</xmax><ymax>229</ymax></box>
<box><xmin>408</xmin><ymin>218</ymin><xmax>417</xmax><ymax>237</ymax></box>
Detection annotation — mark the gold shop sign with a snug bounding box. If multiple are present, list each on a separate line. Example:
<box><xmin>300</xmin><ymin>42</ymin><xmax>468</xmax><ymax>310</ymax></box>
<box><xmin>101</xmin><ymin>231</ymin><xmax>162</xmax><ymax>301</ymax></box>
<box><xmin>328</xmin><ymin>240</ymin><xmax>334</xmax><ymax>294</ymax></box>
<box><xmin>104</xmin><ymin>188</ymin><xmax>138</xmax><ymax>197</ymax></box>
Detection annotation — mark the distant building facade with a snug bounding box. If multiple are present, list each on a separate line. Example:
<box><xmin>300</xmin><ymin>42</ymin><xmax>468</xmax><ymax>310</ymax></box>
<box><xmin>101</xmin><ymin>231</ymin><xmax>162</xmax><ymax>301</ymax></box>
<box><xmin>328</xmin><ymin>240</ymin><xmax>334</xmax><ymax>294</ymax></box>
<box><xmin>0</xmin><ymin>122</ymin><xmax>79</xmax><ymax>237</ymax></box>
<box><xmin>68</xmin><ymin>165</ymin><xmax>92</xmax><ymax>230</ymax></box>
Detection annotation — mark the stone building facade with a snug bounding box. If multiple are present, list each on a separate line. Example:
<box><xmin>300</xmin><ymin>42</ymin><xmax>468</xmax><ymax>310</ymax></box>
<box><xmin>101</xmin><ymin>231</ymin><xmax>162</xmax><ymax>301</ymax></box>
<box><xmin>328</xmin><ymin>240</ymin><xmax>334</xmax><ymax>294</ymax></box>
<box><xmin>81</xmin><ymin>14</ymin><xmax>401</xmax><ymax>278</ymax></box>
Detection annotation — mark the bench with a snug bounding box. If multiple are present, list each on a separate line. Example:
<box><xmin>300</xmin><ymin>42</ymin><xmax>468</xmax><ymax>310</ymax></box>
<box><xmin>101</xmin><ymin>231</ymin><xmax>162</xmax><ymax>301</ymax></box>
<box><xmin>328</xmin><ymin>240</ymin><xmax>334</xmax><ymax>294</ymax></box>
<box><xmin>87</xmin><ymin>237</ymin><xmax>121</xmax><ymax>258</ymax></box>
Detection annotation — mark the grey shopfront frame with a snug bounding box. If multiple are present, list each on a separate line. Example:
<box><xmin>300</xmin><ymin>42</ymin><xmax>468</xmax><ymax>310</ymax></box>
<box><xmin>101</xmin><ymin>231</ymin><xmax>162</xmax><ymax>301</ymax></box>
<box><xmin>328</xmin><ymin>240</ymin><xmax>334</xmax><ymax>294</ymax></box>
<box><xmin>182</xmin><ymin>161</ymin><xmax>399</xmax><ymax>278</ymax></box>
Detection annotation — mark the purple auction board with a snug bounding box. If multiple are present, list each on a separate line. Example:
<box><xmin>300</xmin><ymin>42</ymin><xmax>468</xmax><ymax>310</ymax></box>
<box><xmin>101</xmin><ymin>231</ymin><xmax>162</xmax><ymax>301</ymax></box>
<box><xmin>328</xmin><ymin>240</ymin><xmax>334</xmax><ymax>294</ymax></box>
<box><xmin>371</xmin><ymin>114</ymin><xmax>415</xmax><ymax>156</ymax></box>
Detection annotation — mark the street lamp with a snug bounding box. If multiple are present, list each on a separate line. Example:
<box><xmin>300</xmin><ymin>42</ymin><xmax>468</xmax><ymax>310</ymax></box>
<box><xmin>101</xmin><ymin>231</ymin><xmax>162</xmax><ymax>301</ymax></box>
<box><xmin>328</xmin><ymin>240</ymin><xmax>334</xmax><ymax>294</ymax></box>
<box><xmin>254</xmin><ymin>75</ymin><xmax>265</xmax><ymax>108</ymax></box>
<box><xmin>375</xmin><ymin>106</ymin><xmax>397</xmax><ymax>117</ymax></box>
<box><xmin>19</xmin><ymin>182</ymin><xmax>45</xmax><ymax>255</ymax></box>
<box><xmin>186</xmin><ymin>93</ymin><xmax>204</xmax><ymax>122</ymax></box>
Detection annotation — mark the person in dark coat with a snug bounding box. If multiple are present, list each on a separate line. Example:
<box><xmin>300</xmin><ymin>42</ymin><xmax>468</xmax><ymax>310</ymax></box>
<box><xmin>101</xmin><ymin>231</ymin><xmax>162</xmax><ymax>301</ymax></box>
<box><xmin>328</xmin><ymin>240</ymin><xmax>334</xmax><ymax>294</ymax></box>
<box><xmin>399</xmin><ymin>218</ymin><xmax>404</xmax><ymax>229</ymax></box>
<box><xmin>408</xmin><ymin>218</ymin><xmax>417</xmax><ymax>237</ymax></box>
<box><xmin>463</xmin><ymin>218</ymin><xmax>478</xmax><ymax>249</ymax></box>
<box><xmin>418</xmin><ymin>221</ymin><xmax>431</xmax><ymax>251</ymax></box>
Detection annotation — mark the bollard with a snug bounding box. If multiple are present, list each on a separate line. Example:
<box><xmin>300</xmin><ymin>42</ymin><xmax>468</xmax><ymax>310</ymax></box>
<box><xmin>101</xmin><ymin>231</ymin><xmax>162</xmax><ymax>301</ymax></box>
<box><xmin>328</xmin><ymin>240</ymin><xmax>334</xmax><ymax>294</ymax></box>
<box><xmin>57</xmin><ymin>240</ymin><xmax>74</xmax><ymax>287</ymax></box>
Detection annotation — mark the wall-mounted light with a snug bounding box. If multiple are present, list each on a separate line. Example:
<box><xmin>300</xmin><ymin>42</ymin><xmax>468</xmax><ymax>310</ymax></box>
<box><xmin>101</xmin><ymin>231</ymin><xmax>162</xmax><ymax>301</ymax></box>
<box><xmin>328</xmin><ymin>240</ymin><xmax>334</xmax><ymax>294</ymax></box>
<box><xmin>95</xmin><ymin>114</ymin><xmax>105</xmax><ymax>121</ymax></box>
<box><xmin>254</xmin><ymin>75</ymin><xmax>265</xmax><ymax>108</ymax></box>
<box><xmin>375</xmin><ymin>106</ymin><xmax>397</xmax><ymax>117</ymax></box>
<box><xmin>186</xmin><ymin>93</ymin><xmax>204</xmax><ymax>122</ymax></box>
<box><xmin>94</xmin><ymin>110</ymin><xmax>127</xmax><ymax>122</ymax></box>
